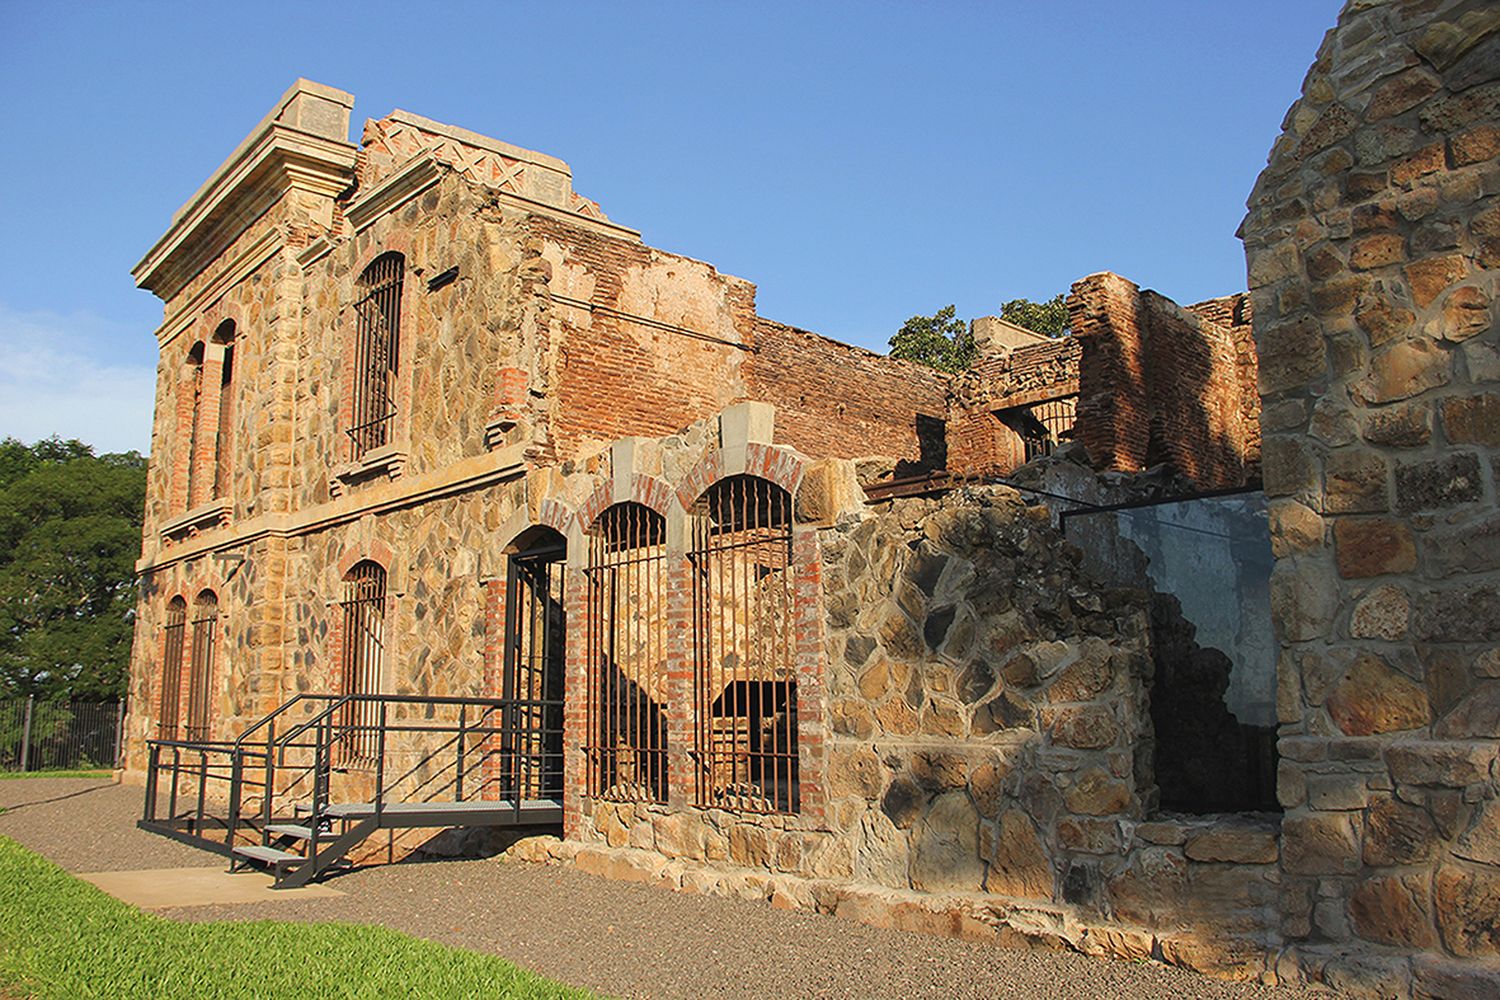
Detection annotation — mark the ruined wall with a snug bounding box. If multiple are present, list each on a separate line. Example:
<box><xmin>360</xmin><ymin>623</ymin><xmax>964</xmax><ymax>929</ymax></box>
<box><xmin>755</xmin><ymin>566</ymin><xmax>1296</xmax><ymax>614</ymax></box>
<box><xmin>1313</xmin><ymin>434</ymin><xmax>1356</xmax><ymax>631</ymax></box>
<box><xmin>744</xmin><ymin>319</ymin><xmax>951</xmax><ymax>469</ymax></box>
<box><xmin>947</xmin><ymin>337</ymin><xmax>1081</xmax><ymax>476</ymax></box>
<box><xmin>1068</xmin><ymin>273</ymin><xmax>1259</xmax><ymax>490</ymax></box>
<box><xmin>1189</xmin><ymin>293</ymin><xmax>1262</xmax><ymax>474</ymax></box>
<box><xmin>812</xmin><ymin>488</ymin><xmax>1283</xmax><ymax>976</ymax></box>
<box><xmin>532</xmin><ymin>213</ymin><xmax>758</xmax><ymax>465</ymax></box>
<box><xmin>1242</xmin><ymin>1</ymin><xmax>1500</xmax><ymax>994</ymax></box>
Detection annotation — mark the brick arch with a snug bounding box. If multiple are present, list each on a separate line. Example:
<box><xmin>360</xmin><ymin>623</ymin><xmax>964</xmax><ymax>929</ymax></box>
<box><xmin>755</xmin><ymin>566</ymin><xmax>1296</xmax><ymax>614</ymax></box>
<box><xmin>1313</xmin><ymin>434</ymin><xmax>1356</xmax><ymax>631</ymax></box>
<box><xmin>580</xmin><ymin>473</ymin><xmax>675</xmax><ymax>532</ymax></box>
<box><xmin>674</xmin><ymin>444</ymin><xmax>807</xmax><ymax>512</ymax></box>
<box><xmin>335</xmin><ymin>538</ymin><xmax>396</xmax><ymax>582</ymax></box>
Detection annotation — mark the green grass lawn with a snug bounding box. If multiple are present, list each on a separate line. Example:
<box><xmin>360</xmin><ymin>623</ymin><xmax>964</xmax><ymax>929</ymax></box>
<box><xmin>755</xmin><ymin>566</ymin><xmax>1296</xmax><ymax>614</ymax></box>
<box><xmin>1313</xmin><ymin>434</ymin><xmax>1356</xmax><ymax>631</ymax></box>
<box><xmin>0</xmin><ymin>837</ymin><xmax>596</xmax><ymax>999</ymax></box>
<box><xmin>0</xmin><ymin>770</ymin><xmax>111</xmax><ymax>781</ymax></box>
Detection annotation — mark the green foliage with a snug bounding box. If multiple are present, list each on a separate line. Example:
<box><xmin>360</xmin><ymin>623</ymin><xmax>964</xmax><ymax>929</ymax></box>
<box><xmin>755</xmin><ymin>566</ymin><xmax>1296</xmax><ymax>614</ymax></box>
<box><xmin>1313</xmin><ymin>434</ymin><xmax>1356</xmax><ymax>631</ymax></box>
<box><xmin>0</xmin><ymin>835</ymin><xmax>596</xmax><ymax>999</ymax></box>
<box><xmin>999</xmin><ymin>294</ymin><xmax>1069</xmax><ymax>338</ymax></box>
<box><xmin>887</xmin><ymin>304</ymin><xmax>976</xmax><ymax>373</ymax></box>
<box><xmin>0</xmin><ymin>438</ymin><xmax>145</xmax><ymax>699</ymax></box>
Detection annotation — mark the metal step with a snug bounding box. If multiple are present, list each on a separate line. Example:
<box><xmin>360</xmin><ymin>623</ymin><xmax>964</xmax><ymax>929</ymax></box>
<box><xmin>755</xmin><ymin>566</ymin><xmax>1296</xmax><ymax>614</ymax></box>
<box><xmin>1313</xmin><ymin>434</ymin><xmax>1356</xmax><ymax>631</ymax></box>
<box><xmin>265</xmin><ymin>823</ymin><xmax>314</xmax><ymax>840</ymax></box>
<box><xmin>233</xmin><ymin>844</ymin><xmax>304</xmax><ymax>868</ymax></box>
<box><xmin>324</xmin><ymin>798</ymin><xmax>564</xmax><ymax>827</ymax></box>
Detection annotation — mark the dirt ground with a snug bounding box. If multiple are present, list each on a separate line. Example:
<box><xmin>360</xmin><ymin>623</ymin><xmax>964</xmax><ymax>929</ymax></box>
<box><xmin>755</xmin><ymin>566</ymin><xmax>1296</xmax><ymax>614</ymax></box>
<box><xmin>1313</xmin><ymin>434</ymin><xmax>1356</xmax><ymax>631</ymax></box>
<box><xmin>0</xmin><ymin>777</ymin><xmax>1323</xmax><ymax>1000</ymax></box>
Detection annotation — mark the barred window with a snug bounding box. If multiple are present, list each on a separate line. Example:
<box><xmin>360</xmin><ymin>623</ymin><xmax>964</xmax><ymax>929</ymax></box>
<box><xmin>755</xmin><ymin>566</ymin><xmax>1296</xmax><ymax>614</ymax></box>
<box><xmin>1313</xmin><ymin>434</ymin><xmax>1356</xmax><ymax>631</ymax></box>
<box><xmin>585</xmin><ymin>503</ymin><xmax>669</xmax><ymax>803</ymax></box>
<box><xmin>212</xmin><ymin>320</ymin><xmax>235</xmax><ymax>499</ymax></box>
<box><xmin>349</xmin><ymin>253</ymin><xmax>404</xmax><ymax>460</ymax></box>
<box><xmin>998</xmin><ymin>394</ymin><xmax>1077</xmax><ymax>464</ymax></box>
<box><xmin>158</xmin><ymin>597</ymin><xmax>187</xmax><ymax>738</ymax></box>
<box><xmin>691</xmin><ymin>476</ymin><xmax>798</xmax><ymax>814</ymax></box>
<box><xmin>338</xmin><ymin>561</ymin><xmax>386</xmax><ymax>763</ymax></box>
<box><xmin>185</xmin><ymin>590</ymin><xmax>218</xmax><ymax>741</ymax></box>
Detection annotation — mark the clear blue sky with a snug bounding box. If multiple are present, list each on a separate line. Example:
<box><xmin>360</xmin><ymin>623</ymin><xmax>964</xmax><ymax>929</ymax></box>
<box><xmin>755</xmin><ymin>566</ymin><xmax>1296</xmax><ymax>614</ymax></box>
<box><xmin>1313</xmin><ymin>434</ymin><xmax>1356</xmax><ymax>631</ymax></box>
<box><xmin>0</xmin><ymin>1</ymin><xmax>1341</xmax><ymax>454</ymax></box>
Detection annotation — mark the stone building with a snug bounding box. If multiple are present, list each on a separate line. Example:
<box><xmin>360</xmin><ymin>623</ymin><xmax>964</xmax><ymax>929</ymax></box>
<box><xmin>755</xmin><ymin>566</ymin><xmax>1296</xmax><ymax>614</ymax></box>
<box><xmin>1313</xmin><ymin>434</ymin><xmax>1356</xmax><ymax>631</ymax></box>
<box><xmin>126</xmin><ymin>2</ymin><xmax>1499</xmax><ymax>994</ymax></box>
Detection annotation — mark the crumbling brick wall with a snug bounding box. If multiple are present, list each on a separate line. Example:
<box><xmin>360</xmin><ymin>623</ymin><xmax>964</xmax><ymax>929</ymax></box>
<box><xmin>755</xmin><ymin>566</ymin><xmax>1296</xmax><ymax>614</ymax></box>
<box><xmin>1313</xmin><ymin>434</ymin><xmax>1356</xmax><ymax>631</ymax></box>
<box><xmin>947</xmin><ymin>337</ymin><xmax>1081</xmax><ymax>476</ymax></box>
<box><xmin>1243</xmin><ymin>1</ymin><xmax>1500</xmax><ymax>995</ymax></box>
<box><xmin>745</xmin><ymin>318</ymin><xmax>950</xmax><ymax>470</ymax></box>
<box><xmin>1189</xmin><ymin>293</ymin><xmax>1260</xmax><ymax>476</ymax></box>
<box><xmin>1068</xmin><ymin>273</ymin><xmax>1258</xmax><ymax>490</ymax></box>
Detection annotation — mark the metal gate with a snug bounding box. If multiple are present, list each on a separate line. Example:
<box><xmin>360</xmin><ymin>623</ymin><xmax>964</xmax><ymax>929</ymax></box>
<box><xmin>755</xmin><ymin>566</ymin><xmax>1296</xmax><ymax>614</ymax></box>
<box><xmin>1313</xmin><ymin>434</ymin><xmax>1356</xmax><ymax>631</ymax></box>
<box><xmin>501</xmin><ymin>534</ymin><xmax>567</xmax><ymax>801</ymax></box>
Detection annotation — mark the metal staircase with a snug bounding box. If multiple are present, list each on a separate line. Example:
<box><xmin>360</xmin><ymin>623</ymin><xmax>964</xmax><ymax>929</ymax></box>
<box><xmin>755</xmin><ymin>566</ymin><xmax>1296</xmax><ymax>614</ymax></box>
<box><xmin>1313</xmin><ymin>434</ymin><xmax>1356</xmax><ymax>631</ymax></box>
<box><xmin>140</xmin><ymin>693</ymin><xmax>563</xmax><ymax>887</ymax></box>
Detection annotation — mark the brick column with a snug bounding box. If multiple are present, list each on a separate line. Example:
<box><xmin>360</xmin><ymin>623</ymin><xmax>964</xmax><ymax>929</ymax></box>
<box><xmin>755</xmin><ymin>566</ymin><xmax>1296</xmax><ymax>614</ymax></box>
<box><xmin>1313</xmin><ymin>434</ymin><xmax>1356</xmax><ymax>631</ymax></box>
<box><xmin>663</xmin><ymin>555</ymin><xmax>696</xmax><ymax>809</ymax></box>
<box><xmin>189</xmin><ymin>343</ymin><xmax>226</xmax><ymax>509</ymax></box>
<box><xmin>560</xmin><ymin>569</ymin><xmax>588</xmax><ymax>839</ymax></box>
<box><xmin>791</xmin><ymin>527</ymin><xmax>827</xmax><ymax>826</ymax></box>
<box><xmin>170</xmin><ymin>365</ymin><xmax>199</xmax><ymax>514</ymax></box>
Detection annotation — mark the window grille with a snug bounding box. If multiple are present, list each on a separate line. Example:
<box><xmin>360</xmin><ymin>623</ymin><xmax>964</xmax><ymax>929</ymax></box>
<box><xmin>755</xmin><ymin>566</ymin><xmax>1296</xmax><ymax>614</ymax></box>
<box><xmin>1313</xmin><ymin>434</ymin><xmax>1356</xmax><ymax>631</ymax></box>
<box><xmin>585</xmin><ymin>503</ymin><xmax>669</xmax><ymax>803</ymax></box>
<box><xmin>185</xmin><ymin>590</ymin><xmax>218</xmax><ymax>741</ymax></box>
<box><xmin>158</xmin><ymin>597</ymin><xmax>187</xmax><ymax>738</ymax></box>
<box><xmin>1000</xmin><ymin>394</ymin><xmax>1078</xmax><ymax>463</ymax></box>
<box><xmin>349</xmin><ymin>253</ymin><xmax>404</xmax><ymax>460</ymax></box>
<box><xmin>213</xmin><ymin>321</ymin><xmax>235</xmax><ymax>500</ymax></box>
<box><xmin>691</xmin><ymin>476</ymin><xmax>799</xmax><ymax>814</ymax></box>
<box><xmin>338</xmin><ymin>562</ymin><xmax>386</xmax><ymax>764</ymax></box>
<box><xmin>502</xmin><ymin>533</ymin><xmax>567</xmax><ymax>801</ymax></box>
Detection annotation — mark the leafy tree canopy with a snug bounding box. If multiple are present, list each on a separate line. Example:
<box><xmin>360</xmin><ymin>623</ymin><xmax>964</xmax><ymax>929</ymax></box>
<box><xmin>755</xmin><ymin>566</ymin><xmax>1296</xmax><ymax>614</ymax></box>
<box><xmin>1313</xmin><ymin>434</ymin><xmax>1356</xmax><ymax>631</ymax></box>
<box><xmin>999</xmin><ymin>294</ymin><xmax>1069</xmax><ymax>338</ymax></box>
<box><xmin>0</xmin><ymin>437</ymin><xmax>145</xmax><ymax>699</ymax></box>
<box><xmin>888</xmin><ymin>304</ymin><xmax>976</xmax><ymax>373</ymax></box>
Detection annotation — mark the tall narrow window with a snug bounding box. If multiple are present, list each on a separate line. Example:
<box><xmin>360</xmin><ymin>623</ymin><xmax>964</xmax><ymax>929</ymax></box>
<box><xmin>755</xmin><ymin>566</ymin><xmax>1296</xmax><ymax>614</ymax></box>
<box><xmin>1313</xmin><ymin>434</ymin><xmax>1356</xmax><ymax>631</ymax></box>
<box><xmin>212</xmin><ymin>320</ymin><xmax>235</xmax><ymax>499</ymax></box>
<box><xmin>183</xmin><ymin>342</ymin><xmax>205</xmax><ymax>507</ymax></box>
<box><xmin>158</xmin><ymin>597</ymin><xmax>188</xmax><ymax>738</ymax></box>
<box><xmin>502</xmin><ymin>530</ymin><xmax>567</xmax><ymax>801</ymax></box>
<box><xmin>349</xmin><ymin>253</ymin><xmax>404</xmax><ymax>460</ymax></box>
<box><xmin>585</xmin><ymin>504</ymin><xmax>669</xmax><ymax>803</ymax></box>
<box><xmin>691</xmin><ymin>476</ymin><xmax>798</xmax><ymax>814</ymax></box>
<box><xmin>338</xmin><ymin>561</ymin><xmax>387</xmax><ymax>763</ymax></box>
<box><xmin>185</xmin><ymin>590</ymin><xmax>218</xmax><ymax>741</ymax></box>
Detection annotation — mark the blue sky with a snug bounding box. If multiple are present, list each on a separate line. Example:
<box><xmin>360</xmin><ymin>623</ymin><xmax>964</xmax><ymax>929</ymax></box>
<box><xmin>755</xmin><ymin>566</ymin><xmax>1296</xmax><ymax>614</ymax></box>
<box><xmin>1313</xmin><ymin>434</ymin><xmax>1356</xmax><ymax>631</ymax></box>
<box><xmin>0</xmin><ymin>1</ymin><xmax>1341</xmax><ymax>454</ymax></box>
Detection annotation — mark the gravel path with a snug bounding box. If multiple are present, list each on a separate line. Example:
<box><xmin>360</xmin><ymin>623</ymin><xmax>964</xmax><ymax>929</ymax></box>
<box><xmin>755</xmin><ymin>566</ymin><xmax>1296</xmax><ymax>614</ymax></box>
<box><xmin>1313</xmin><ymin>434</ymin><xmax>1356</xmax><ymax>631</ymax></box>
<box><xmin>1</xmin><ymin>778</ymin><xmax>1321</xmax><ymax>1000</ymax></box>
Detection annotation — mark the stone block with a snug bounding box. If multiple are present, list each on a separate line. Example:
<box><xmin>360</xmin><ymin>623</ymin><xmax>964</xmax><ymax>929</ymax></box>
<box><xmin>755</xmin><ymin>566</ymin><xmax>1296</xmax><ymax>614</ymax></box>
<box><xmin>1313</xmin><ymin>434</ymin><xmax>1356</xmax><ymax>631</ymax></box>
<box><xmin>1436</xmin><ymin>864</ymin><xmax>1500</xmax><ymax>957</ymax></box>
<box><xmin>1326</xmin><ymin>653</ymin><xmax>1430</xmax><ymax>736</ymax></box>
<box><xmin>1350</xmin><ymin>873</ymin><xmax>1439</xmax><ymax>948</ymax></box>
<box><xmin>1349</xmin><ymin>584</ymin><xmax>1410</xmax><ymax>641</ymax></box>
<box><xmin>1386</xmin><ymin>741</ymin><xmax>1497</xmax><ymax>786</ymax></box>
<box><xmin>1441</xmin><ymin>393</ymin><xmax>1500</xmax><ymax>446</ymax></box>
<box><xmin>1396</xmin><ymin>452</ymin><xmax>1483</xmax><ymax>513</ymax></box>
<box><xmin>1183</xmin><ymin>825</ymin><xmax>1278</xmax><ymax>864</ymax></box>
<box><xmin>909</xmin><ymin>791</ymin><xmax>984</xmax><ymax>893</ymax></box>
<box><xmin>1334</xmin><ymin>517</ymin><xmax>1417</xmax><ymax>578</ymax></box>
<box><xmin>1063</xmin><ymin>767</ymin><xmax>1131</xmax><ymax>816</ymax></box>
<box><xmin>1353</xmin><ymin>339</ymin><xmax>1452</xmax><ymax>405</ymax></box>
<box><xmin>1364</xmin><ymin>794</ymin><xmax>1439</xmax><ymax>866</ymax></box>
<box><xmin>985</xmin><ymin>809</ymin><xmax>1053</xmax><ymax>899</ymax></box>
<box><xmin>1281</xmin><ymin>813</ymin><xmax>1360</xmax><ymax>875</ymax></box>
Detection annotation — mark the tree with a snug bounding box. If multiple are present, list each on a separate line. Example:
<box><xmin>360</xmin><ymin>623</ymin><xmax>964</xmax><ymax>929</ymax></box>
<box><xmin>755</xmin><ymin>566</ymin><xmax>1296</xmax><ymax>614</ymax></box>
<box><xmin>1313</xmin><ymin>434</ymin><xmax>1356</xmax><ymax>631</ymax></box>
<box><xmin>888</xmin><ymin>304</ymin><xmax>976</xmax><ymax>373</ymax></box>
<box><xmin>0</xmin><ymin>438</ymin><xmax>145</xmax><ymax>699</ymax></box>
<box><xmin>999</xmin><ymin>294</ymin><xmax>1069</xmax><ymax>338</ymax></box>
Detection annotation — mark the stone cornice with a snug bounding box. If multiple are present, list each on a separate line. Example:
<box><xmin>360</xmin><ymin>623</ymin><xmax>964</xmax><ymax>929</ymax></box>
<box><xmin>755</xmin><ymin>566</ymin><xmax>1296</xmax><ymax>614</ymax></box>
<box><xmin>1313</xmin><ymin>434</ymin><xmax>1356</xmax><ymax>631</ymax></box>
<box><xmin>344</xmin><ymin>151</ymin><xmax>444</xmax><ymax>233</ymax></box>
<box><xmin>136</xmin><ymin>444</ymin><xmax>527</xmax><ymax>573</ymax></box>
<box><xmin>134</xmin><ymin>120</ymin><xmax>357</xmax><ymax>303</ymax></box>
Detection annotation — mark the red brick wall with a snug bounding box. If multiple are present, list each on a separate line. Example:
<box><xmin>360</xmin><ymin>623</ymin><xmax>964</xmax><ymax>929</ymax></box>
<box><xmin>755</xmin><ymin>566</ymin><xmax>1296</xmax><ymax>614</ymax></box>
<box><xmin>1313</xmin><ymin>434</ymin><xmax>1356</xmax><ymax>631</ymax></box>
<box><xmin>529</xmin><ymin>215</ymin><xmax>758</xmax><ymax>463</ymax></box>
<box><xmin>744</xmin><ymin>319</ymin><xmax>950</xmax><ymax>467</ymax></box>
<box><xmin>1188</xmin><ymin>293</ymin><xmax>1261</xmax><ymax>476</ymax></box>
<box><xmin>1068</xmin><ymin>272</ymin><xmax>1258</xmax><ymax>490</ymax></box>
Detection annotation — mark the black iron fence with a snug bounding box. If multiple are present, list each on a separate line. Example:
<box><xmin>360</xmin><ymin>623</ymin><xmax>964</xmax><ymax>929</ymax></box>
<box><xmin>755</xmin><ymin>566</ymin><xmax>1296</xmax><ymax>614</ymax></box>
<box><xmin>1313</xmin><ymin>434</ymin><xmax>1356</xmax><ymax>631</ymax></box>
<box><xmin>0</xmin><ymin>698</ymin><xmax>123</xmax><ymax>772</ymax></box>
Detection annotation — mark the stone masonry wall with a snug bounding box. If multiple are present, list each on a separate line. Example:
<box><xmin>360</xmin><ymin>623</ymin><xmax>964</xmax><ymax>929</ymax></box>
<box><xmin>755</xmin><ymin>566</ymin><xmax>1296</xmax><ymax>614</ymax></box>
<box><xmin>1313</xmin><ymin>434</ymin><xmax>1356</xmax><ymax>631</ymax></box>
<box><xmin>815</xmin><ymin>487</ymin><xmax>1283</xmax><ymax>978</ymax></box>
<box><xmin>1243</xmin><ymin>1</ymin><xmax>1500</xmax><ymax>995</ymax></box>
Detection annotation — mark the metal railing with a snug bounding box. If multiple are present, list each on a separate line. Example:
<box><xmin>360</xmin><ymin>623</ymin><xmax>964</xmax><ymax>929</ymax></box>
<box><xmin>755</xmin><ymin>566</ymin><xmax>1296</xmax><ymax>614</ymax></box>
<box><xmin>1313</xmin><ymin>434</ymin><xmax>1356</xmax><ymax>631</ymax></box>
<box><xmin>1</xmin><ymin>698</ymin><xmax>123</xmax><ymax>772</ymax></box>
<box><xmin>141</xmin><ymin>692</ymin><xmax>565</xmax><ymax>862</ymax></box>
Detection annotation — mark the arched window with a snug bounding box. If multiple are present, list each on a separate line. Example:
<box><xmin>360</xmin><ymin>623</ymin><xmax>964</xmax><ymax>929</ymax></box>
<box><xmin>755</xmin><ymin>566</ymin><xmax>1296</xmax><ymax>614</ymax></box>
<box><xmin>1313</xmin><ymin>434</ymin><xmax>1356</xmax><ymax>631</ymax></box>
<box><xmin>183</xmin><ymin>342</ymin><xmax>205</xmax><ymax>507</ymax></box>
<box><xmin>159</xmin><ymin>597</ymin><xmax>188</xmax><ymax>738</ymax></box>
<box><xmin>339</xmin><ymin>561</ymin><xmax>387</xmax><ymax>762</ymax></box>
<box><xmin>502</xmin><ymin>528</ymin><xmax>567</xmax><ymax>801</ymax></box>
<box><xmin>349</xmin><ymin>253</ymin><xmax>404</xmax><ymax>459</ymax></box>
<box><xmin>585</xmin><ymin>503</ymin><xmax>668</xmax><ymax>803</ymax></box>
<box><xmin>690</xmin><ymin>475</ymin><xmax>798</xmax><ymax>814</ymax></box>
<box><xmin>212</xmin><ymin>320</ymin><xmax>235</xmax><ymax>499</ymax></box>
<box><xmin>185</xmin><ymin>590</ymin><xmax>218</xmax><ymax>741</ymax></box>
